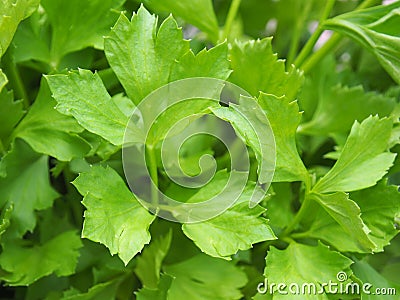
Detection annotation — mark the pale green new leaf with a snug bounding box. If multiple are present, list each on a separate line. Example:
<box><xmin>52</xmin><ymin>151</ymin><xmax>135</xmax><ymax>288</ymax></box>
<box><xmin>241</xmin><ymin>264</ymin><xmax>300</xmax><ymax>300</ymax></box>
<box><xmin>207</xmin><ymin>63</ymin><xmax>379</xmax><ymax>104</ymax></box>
<box><xmin>135</xmin><ymin>231</ymin><xmax>172</xmax><ymax>289</ymax></box>
<box><xmin>73</xmin><ymin>165</ymin><xmax>155</xmax><ymax>265</ymax></box>
<box><xmin>310</xmin><ymin>192</ymin><xmax>376</xmax><ymax>253</ymax></box>
<box><xmin>13</xmin><ymin>79</ymin><xmax>90</xmax><ymax>161</ymax></box>
<box><xmin>313</xmin><ymin>116</ymin><xmax>396</xmax><ymax>193</ymax></box>
<box><xmin>164</xmin><ymin>254</ymin><xmax>247</xmax><ymax>300</ymax></box>
<box><xmin>41</xmin><ymin>0</ymin><xmax>124</xmax><ymax>66</ymax></box>
<box><xmin>142</xmin><ymin>0</ymin><xmax>219</xmax><ymax>42</ymax></box>
<box><xmin>257</xmin><ymin>93</ymin><xmax>308</xmax><ymax>182</ymax></box>
<box><xmin>0</xmin><ymin>0</ymin><xmax>39</xmax><ymax>57</ymax></box>
<box><xmin>46</xmin><ymin>69</ymin><xmax>129</xmax><ymax>146</ymax></box>
<box><xmin>229</xmin><ymin>38</ymin><xmax>303</xmax><ymax>100</ymax></box>
<box><xmin>104</xmin><ymin>5</ymin><xmax>189</xmax><ymax>105</ymax></box>
<box><xmin>0</xmin><ymin>231</ymin><xmax>82</xmax><ymax>286</ymax></box>
<box><xmin>324</xmin><ymin>1</ymin><xmax>400</xmax><ymax>84</ymax></box>
<box><xmin>351</xmin><ymin>181</ymin><xmax>400</xmax><ymax>251</ymax></box>
<box><xmin>0</xmin><ymin>139</ymin><xmax>58</xmax><ymax>236</ymax></box>
<box><xmin>264</xmin><ymin>242</ymin><xmax>353</xmax><ymax>300</ymax></box>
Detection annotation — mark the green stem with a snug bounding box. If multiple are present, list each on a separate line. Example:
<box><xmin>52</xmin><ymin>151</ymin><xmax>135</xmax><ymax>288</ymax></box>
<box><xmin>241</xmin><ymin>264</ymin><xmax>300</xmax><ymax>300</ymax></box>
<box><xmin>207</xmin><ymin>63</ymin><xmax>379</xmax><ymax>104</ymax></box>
<box><xmin>222</xmin><ymin>0</ymin><xmax>242</xmax><ymax>40</ymax></box>
<box><xmin>281</xmin><ymin>195</ymin><xmax>313</xmax><ymax>237</ymax></box>
<box><xmin>147</xmin><ymin>145</ymin><xmax>159</xmax><ymax>207</ymax></box>
<box><xmin>300</xmin><ymin>0</ymin><xmax>381</xmax><ymax>73</ymax></box>
<box><xmin>293</xmin><ymin>0</ymin><xmax>336</xmax><ymax>68</ymax></box>
<box><xmin>287</xmin><ymin>0</ymin><xmax>313</xmax><ymax>65</ymax></box>
<box><xmin>2</xmin><ymin>50</ymin><xmax>29</xmax><ymax>108</ymax></box>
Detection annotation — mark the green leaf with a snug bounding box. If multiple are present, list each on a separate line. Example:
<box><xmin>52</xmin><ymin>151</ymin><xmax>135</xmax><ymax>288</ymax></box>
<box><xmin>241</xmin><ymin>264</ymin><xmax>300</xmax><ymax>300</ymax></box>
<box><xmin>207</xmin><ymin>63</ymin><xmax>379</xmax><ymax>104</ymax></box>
<box><xmin>257</xmin><ymin>93</ymin><xmax>308</xmax><ymax>183</ymax></box>
<box><xmin>135</xmin><ymin>231</ymin><xmax>172</xmax><ymax>289</ymax></box>
<box><xmin>13</xmin><ymin>79</ymin><xmax>90</xmax><ymax>161</ymax></box>
<box><xmin>164</xmin><ymin>254</ymin><xmax>247</xmax><ymax>300</ymax></box>
<box><xmin>0</xmin><ymin>0</ymin><xmax>40</xmax><ymax>57</ymax></box>
<box><xmin>0</xmin><ymin>139</ymin><xmax>58</xmax><ymax>236</ymax></box>
<box><xmin>183</xmin><ymin>201</ymin><xmax>276</xmax><ymax>260</ymax></box>
<box><xmin>135</xmin><ymin>274</ymin><xmax>173</xmax><ymax>300</ymax></box>
<box><xmin>0</xmin><ymin>230</ymin><xmax>82</xmax><ymax>286</ymax></box>
<box><xmin>211</xmin><ymin>95</ymin><xmax>275</xmax><ymax>184</ymax></box>
<box><xmin>351</xmin><ymin>181</ymin><xmax>400</xmax><ymax>251</ymax></box>
<box><xmin>46</xmin><ymin>69</ymin><xmax>129</xmax><ymax>146</ymax></box>
<box><xmin>300</xmin><ymin>85</ymin><xmax>397</xmax><ymax>136</ymax></box>
<box><xmin>265</xmin><ymin>183</ymin><xmax>295</xmax><ymax>230</ymax></box>
<box><xmin>104</xmin><ymin>5</ymin><xmax>189</xmax><ymax>105</ymax></box>
<box><xmin>41</xmin><ymin>0</ymin><xmax>124</xmax><ymax>66</ymax></box>
<box><xmin>310</xmin><ymin>192</ymin><xmax>376</xmax><ymax>253</ymax></box>
<box><xmin>0</xmin><ymin>76</ymin><xmax>25</xmax><ymax>143</ymax></box>
<box><xmin>229</xmin><ymin>38</ymin><xmax>303</xmax><ymax>100</ymax></box>
<box><xmin>142</xmin><ymin>0</ymin><xmax>219</xmax><ymax>42</ymax></box>
<box><xmin>73</xmin><ymin>165</ymin><xmax>155</xmax><ymax>265</ymax></box>
<box><xmin>62</xmin><ymin>278</ymin><xmax>122</xmax><ymax>300</ymax></box>
<box><xmin>171</xmin><ymin>42</ymin><xmax>231</xmax><ymax>81</ymax></box>
<box><xmin>263</xmin><ymin>242</ymin><xmax>353</xmax><ymax>299</ymax></box>
<box><xmin>313</xmin><ymin>116</ymin><xmax>396</xmax><ymax>193</ymax></box>
<box><xmin>324</xmin><ymin>2</ymin><xmax>400</xmax><ymax>84</ymax></box>
<box><xmin>352</xmin><ymin>260</ymin><xmax>398</xmax><ymax>300</ymax></box>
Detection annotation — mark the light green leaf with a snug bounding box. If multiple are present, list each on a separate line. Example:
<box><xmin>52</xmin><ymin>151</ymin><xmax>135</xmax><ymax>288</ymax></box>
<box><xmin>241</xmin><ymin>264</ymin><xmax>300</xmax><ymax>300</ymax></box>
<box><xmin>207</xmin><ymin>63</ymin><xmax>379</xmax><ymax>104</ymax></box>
<box><xmin>264</xmin><ymin>242</ymin><xmax>353</xmax><ymax>300</ymax></box>
<box><xmin>171</xmin><ymin>42</ymin><xmax>231</xmax><ymax>81</ymax></box>
<box><xmin>0</xmin><ymin>205</ymin><xmax>12</xmax><ymax>241</ymax></box>
<box><xmin>351</xmin><ymin>181</ymin><xmax>400</xmax><ymax>251</ymax></box>
<box><xmin>135</xmin><ymin>231</ymin><xmax>172</xmax><ymax>289</ymax></box>
<box><xmin>0</xmin><ymin>139</ymin><xmax>58</xmax><ymax>236</ymax></box>
<box><xmin>164</xmin><ymin>254</ymin><xmax>247</xmax><ymax>300</ymax></box>
<box><xmin>135</xmin><ymin>274</ymin><xmax>173</xmax><ymax>300</ymax></box>
<box><xmin>143</xmin><ymin>0</ymin><xmax>219</xmax><ymax>42</ymax></box>
<box><xmin>313</xmin><ymin>116</ymin><xmax>396</xmax><ymax>193</ymax></box>
<box><xmin>62</xmin><ymin>278</ymin><xmax>122</xmax><ymax>300</ymax></box>
<box><xmin>41</xmin><ymin>0</ymin><xmax>124</xmax><ymax>66</ymax></box>
<box><xmin>73</xmin><ymin>165</ymin><xmax>155</xmax><ymax>265</ymax></box>
<box><xmin>0</xmin><ymin>231</ymin><xmax>82</xmax><ymax>286</ymax></box>
<box><xmin>310</xmin><ymin>192</ymin><xmax>376</xmax><ymax>253</ymax></box>
<box><xmin>211</xmin><ymin>95</ymin><xmax>275</xmax><ymax>184</ymax></box>
<box><xmin>229</xmin><ymin>38</ymin><xmax>303</xmax><ymax>100</ymax></box>
<box><xmin>324</xmin><ymin>2</ymin><xmax>400</xmax><ymax>84</ymax></box>
<box><xmin>265</xmin><ymin>183</ymin><xmax>295</xmax><ymax>229</ymax></box>
<box><xmin>104</xmin><ymin>5</ymin><xmax>190</xmax><ymax>105</ymax></box>
<box><xmin>352</xmin><ymin>260</ymin><xmax>398</xmax><ymax>300</ymax></box>
<box><xmin>306</xmin><ymin>205</ymin><xmax>371</xmax><ymax>253</ymax></box>
<box><xmin>300</xmin><ymin>85</ymin><xmax>396</xmax><ymax>136</ymax></box>
<box><xmin>0</xmin><ymin>0</ymin><xmax>39</xmax><ymax>57</ymax></box>
<box><xmin>46</xmin><ymin>69</ymin><xmax>129</xmax><ymax>146</ymax></box>
<box><xmin>257</xmin><ymin>93</ymin><xmax>308</xmax><ymax>183</ymax></box>
<box><xmin>183</xmin><ymin>201</ymin><xmax>276</xmax><ymax>260</ymax></box>
<box><xmin>0</xmin><ymin>69</ymin><xmax>7</xmax><ymax>90</ymax></box>
<box><xmin>13</xmin><ymin>79</ymin><xmax>90</xmax><ymax>161</ymax></box>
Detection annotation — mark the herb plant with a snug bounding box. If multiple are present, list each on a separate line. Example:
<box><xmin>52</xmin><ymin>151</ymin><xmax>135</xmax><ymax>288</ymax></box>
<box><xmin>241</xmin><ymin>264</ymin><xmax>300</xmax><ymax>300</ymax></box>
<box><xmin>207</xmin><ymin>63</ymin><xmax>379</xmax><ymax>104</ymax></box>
<box><xmin>0</xmin><ymin>0</ymin><xmax>400</xmax><ymax>299</ymax></box>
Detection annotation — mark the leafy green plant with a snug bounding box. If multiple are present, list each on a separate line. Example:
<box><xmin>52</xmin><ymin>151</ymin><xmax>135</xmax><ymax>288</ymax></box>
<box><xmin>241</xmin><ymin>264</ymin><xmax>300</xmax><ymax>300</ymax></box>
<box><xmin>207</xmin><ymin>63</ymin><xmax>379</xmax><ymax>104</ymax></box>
<box><xmin>0</xmin><ymin>0</ymin><xmax>400</xmax><ymax>299</ymax></box>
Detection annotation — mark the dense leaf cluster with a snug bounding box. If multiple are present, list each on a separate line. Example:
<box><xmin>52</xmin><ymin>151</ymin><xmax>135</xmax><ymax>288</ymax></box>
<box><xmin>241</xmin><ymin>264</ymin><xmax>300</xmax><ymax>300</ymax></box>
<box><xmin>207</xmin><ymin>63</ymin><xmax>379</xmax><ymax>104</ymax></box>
<box><xmin>0</xmin><ymin>0</ymin><xmax>399</xmax><ymax>299</ymax></box>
